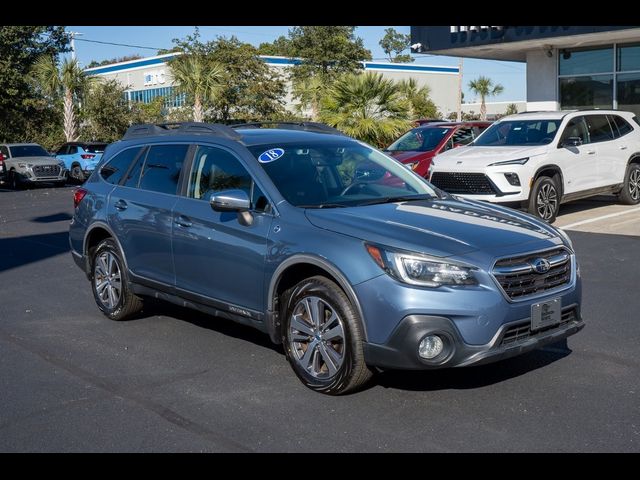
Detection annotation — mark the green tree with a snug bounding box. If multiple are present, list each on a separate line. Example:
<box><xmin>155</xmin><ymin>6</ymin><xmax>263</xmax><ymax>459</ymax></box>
<box><xmin>379</xmin><ymin>28</ymin><xmax>414</xmax><ymax>63</ymax></box>
<box><xmin>504</xmin><ymin>103</ymin><xmax>519</xmax><ymax>115</ymax></box>
<box><xmin>169</xmin><ymin>33</ymin><xmax>287</xmax><ymax>121</ymax></box>
<box><xmin>319</xmin><ymin>71</ymin><xmax>412</xmax><ymax>148</ymax></box>
<box><xmin>292</xmin><ymin>76</ymin><xmax>328</xmax><ymax>121</ymax></box>
<box><xmin>0</xmin><ymin>26</ymin><xmax>70</xmax><ymax>143</ymax></box>
<box><xmin>468</xmin><ymin>76</ymin><xmax>504</xmax><ymax>121</ymax></box>
<box><xmin>287</xmin><ymin>26</ymin><xmax>371</xmax><ymax>82</ymax></box>
<box><xmin>31</xmin><ymin>55</ymin><xmax>92</xmax><ymax>142</ymax></box>
<box><xmin>257</xmin><ymin>36</ymin><xmax>293</xmax><ymax>56</ymax></box>
<box><xmin>130</xmin><ymin>96</ymin><xmax>166</xmax><ymax>125</ymax></box>
<box><xmin>80</xmin><ymin>79</ymin><xmax>132</xmax><ymax>142</ymax></box>
<box><xmin>398</xmin><ymin>78</ymin><xmax>440</xmax><ymax>119</ymax></box>
<box><xmin>169</xmin><ymin>53</ymin><xmax>224</xmax><ymax>122</ymax></box>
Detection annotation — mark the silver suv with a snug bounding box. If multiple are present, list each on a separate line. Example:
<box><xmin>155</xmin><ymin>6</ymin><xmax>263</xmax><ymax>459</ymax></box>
<box><xmin>0</xmin><ymin>143</ymin><xmax>67</xmax><ymax>189</ymax></box>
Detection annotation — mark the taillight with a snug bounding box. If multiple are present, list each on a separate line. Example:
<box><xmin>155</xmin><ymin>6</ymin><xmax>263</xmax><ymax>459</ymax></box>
<box><xmin>74</xmin><ymin>188</ymin><xmax>88</xmax><ymax>208</ymax></box>
<box><xmin>81</xmin><ymin>154</ymin><xmax>95</xmax><ymax>159</ymax></box>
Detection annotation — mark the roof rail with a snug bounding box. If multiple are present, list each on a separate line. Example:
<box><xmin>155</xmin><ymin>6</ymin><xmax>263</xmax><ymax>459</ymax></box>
<box><xmin>229</xmin><ymin>121</ymin><xmax>345</xmax><ymax>136</ymax></box>
<box><xmin>122</xmin><ymin>122</ymin><xmax>242</xmax><ymax>140</ymax></box>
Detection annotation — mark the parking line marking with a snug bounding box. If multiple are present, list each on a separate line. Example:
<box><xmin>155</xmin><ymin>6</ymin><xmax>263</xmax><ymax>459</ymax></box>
<box><xmin>561</xmin><ymin>206</ymin><xmax>640</xmax><ymax>230</ymax></box>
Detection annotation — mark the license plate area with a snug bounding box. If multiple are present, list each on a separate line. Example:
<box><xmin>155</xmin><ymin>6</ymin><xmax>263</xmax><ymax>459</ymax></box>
<box><xmin>531</xmin><ymin>298</ymin><xmax>561</xmax><ymax>331</ymax></box>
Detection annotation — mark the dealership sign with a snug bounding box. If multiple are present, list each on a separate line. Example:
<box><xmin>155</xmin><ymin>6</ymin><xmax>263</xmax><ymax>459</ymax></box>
<box><xmin>143</xmin><ymin>70</ymin><xmax>166</xmax><ymax>86</ymax></box>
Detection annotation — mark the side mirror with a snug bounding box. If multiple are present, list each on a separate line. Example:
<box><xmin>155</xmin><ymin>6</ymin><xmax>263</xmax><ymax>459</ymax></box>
<box><xmin>560</xmin><ymin>136</ymin><xmax>583</xmax><ymax>148</ymax></box>
<box><xmin>209</xmin><ymin>189</ymin><xmax>251</xmax><ymax>212</ymax></box>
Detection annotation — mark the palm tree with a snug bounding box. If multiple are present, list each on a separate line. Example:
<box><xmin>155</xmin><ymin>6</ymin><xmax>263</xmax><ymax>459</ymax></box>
<box><xmin>398</xmin><ymin>78</ymin><xmax>439</xmax><ymax>119</ymax></box>
<box><xmin>292</xmin><ymin>75</ymin><xmax>327</xmax><ymax>121</ymax></box>
<box><xmin>468</xmin><ymin>76</ymin><xmax>504</xmax><ymax>121</ymax></box>
<box><xmin>319</xmin><ymin>72</ymin><xmax>412</xmax><ymax>148</ymax></box>
<box><xmin>32</xmin><ymin>56</ymin><xmax>91</xmax><ymax>142</ymax></box>
<box><xmin>170</xmin><ymin>54</ymin><xmax>225</xmax><ymax>122</ymax></box>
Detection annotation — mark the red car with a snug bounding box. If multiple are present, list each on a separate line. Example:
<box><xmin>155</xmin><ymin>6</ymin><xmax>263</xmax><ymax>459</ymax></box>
<box><xmin>385</xmin><ymin>121</ymin><xmax>492</xmax><ymax>178</ymax></box>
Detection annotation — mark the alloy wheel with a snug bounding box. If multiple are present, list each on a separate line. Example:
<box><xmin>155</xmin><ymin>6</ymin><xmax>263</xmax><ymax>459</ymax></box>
<box><xmin>629</xmin><ymin>169</ymin><xmax>640</xmax><ymax>201</ymax></box>
<box><xmin>94</xmin><ymin>251</ymin><xmax>122</xmax><ymax>309</ymax></box>
<box><xmin>288</xmin><ymin>295</ymin><xmax>346</xmax><ymax>379</ymax></box>
<box><xmin>536</xmin><ymin>183</ymin><xmax>558</xmax><ymax>220</ymax></box>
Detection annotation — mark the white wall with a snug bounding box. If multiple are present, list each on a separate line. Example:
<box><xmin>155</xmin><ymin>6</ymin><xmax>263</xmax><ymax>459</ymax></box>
<box><xmin>462</xmin><ymin>101</ymin><xmax>527</xmax><ymax>117</ymax></box>
<box><xmin>526</xmin><ymin>49</ymin><xmax>559</xmax><ymax>111</ymax></box>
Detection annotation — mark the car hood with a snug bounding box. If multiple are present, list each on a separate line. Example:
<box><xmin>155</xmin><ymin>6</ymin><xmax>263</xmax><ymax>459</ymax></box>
<box><xmin>433</xmin><ymin>145</ymin><xmax>547</xmax><ymax>168</ymax></box>
<box><xmin>7</xmin><ymin>156</ymin><xmax>60</xmax><ymax>165</ymax></box>
<box><xmin>387</xmin><ymin>151</ymin><xmax>434</xmax><ymax>163</ymax></box>
<box><xmin>305</xmin><ymin>197</ymin><xmax>559</xmax><ymax>258</ymax></box>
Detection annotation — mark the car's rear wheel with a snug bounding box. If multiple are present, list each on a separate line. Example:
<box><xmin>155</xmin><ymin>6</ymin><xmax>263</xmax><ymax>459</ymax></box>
<box><xmin>528</xmin><ymin>176</ymin><xmax>559</xmax><ymax>223</ymax></box>
<box><xmin>281</xmin><ymin>276</ymin><xmax>372</xmax><ymax>395</ymax></box>
<box><xmin>70</xmin><ymin>165</ymin><xmax>85</xmax><ymax>183</ymax></box>
<box><xmin>91</xmin><ymin>238</ymin><xmax>143</xmax><ymax>321</ymax></box>
<box><xmin>618</xmin><ymin>163</ymin><xmax>640</xmax><ymax>205</ymax></box>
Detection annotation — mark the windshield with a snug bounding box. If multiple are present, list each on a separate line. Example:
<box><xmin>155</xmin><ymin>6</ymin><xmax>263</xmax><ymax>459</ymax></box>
<box><xmin>9</xmin><ymin>145</ymin><xmax>50</xmax><ymax>158</ymax></box>
<box><xmin>249</xmin><ymin>141</ymin><xmax>439</xmax><ymax>208</ymax></box>
<box><xmin>474</xmin><ymin>119</ymin><xmax>562</xmax><ymax>146</ymax></box>
<box><xmin>85</xmin><ymin>144</ymin><xmax>107</xmax><ymax>153</ymax></box>
<box><xmin>386</xmin><ymin>127</ymin><xmax>450</xmax><ymax>152</ymax></box>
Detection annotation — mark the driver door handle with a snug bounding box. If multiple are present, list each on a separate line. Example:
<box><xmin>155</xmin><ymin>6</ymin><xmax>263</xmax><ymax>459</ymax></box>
<box><xmin>114</xmin><ymin>199</ymin><xmax>128</xmax><ymax>211</ymax></box>
<box><xmin>586</xmin><ymin>150</ymin><xmax>596</xmax><ymax>155</ymax></box>
<box><xmin>620</xmin><ymin>145</ymin><xmax>628</xmax><ymax>150</ymax></box>
<box><xmin>175</xmin><ymin>215</ymin><xmax>193</xmax><ymax>228</ymax></box>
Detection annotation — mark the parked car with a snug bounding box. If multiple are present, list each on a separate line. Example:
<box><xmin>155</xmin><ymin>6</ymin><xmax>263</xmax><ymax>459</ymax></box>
<box><xmin>0</xmin><ymin>143</ymin><xmax>67</xmax><ymax>189</ymax></box>
<box><xmin>413</xmin><ymin>118</ymin><xmax>444</xmax><ymax>126</ymax></box>
<box><xmin>55</xmin><ymin>142</ymin><xmax>108</xmax><ymax>182</ymax></box>
<box><xmin>70</xmin><ymin>122</ymin><xmax>583</xmax><ymax>395</ymax></box>
<box><xmin>428</xmin><ymin>110</ymin><xmax>640</xmax><ymax>223</ymax></box>
<box><xmin>385</xmin><ymin>122</ymin><xmax>491</xmax><ymax>178</ymax></box>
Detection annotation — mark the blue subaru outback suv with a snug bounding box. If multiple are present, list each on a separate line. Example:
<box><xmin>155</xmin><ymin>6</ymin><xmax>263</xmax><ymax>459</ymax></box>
<box><xmin>69</xmin><ymin>122</ymin><xmax>584</xmax><ymax>395</ymax></box>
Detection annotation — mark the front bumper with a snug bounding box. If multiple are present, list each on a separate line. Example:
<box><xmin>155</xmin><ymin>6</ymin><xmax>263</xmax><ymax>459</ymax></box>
<box><xmin>364</xmin><ymin>306</ymin><xmax>584</xmax><ymax>370</ymax></box>
<box><xmin>16</xmin><ymin>169</ymin><xmax>67</xmax><ymax>183</ymax></box>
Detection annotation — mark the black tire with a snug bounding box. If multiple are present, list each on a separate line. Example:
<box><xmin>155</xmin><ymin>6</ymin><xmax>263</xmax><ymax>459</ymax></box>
<box><xmin>90</xmin><ymin>238</ymin><xmax>143</xmax><ymax>321</ymax></box>
<box><xmin>528</xmin><ymin>176</ymin><xmax>560</xmax><ymax>223</ymax></box>
<box><xmin>618</xmin><ymin>163</ymin><xmax>640</xmax><ymax>205</ymax></box>
<box><xmin>9</xmin><ymin>170</ymin><xmax>22</xmax><ymax>190</ymax></box>
<box><xmin>281</xmin><ymin>276</ymin><xmax>372</xmax><ymax>395</ymax></box>
<box><xmin>70</xmin><ymin>165</ymin><xmax>85</xmax><ymax>183</ymax></box>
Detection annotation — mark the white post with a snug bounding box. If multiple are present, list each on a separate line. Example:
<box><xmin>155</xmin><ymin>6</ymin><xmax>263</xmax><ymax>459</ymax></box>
<box><xmin>457</xmin><ymin>58</ymin><xmax>464</xmax><ymax>122</ymax></box>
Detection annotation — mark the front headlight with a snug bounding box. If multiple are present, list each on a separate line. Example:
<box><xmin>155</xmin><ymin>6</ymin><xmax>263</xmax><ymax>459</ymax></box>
<box><xmin>366</xmin><ymin>244</ymin><xmax>478</xmax><ymax>287</ymax></box>
<box><xmin>17</xmin><ymin>162</ymin><xmax>33</xmax><ymax>169</ymax></box>
<box><xmin>488</xmin><ymin>157</ymin><xmax>529</xmax><ymax>166</ymax></box>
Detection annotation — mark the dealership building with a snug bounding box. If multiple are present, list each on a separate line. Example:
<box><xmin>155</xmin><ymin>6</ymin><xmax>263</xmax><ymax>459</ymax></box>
<box><xmin>85</xmin><ymin>53</ymin><xmax>461</xmax><ymax>117</ymax></box>
<box><xmin>411</xmin><ymin>26</ymin><xmax>640</xmax><ymax>115</ymax></box>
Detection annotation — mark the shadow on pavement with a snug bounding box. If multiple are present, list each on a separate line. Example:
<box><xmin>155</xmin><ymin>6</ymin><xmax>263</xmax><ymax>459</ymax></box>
<box><xmin>0</xmin><ymin>231</ymin><xmax>70</xmax><ymax>273</ymax></box>
<box><xmin>30</xmin><ymin>213</ymin><xmax>73</xmax><ymax>223</ymax></box>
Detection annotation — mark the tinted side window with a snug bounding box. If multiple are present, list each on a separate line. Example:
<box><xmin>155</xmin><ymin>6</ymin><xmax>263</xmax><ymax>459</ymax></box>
<box><xmin>0</xmin><ymin>146</ymin><xmax>9</xmax><ymax>158</ymax></box>
<box><xmin>585</xmin><ymin>115</ymin><xmax>615</xmax><ymax>143</ymax></box>
<box><xmin>611</xmin><ymin>115</ymin><xmax>633</xmax><ymax>137</ymax></box>
<box><xmin>189</xmin><ymin>145</ymin><xmax>268</xmax><ymax>212</ymax></box>
<box><xmin>560</xmin><ymin>116</ymin><xmax>589</xmax><ymax>145</ymax></box>
<box><xmin>138</xmin><ymin>144</ymin><xmax>187</xmax><ymax>195</ymax></box>
<box><xmin>100</xmin><ymin>147</ymin><xmax>143</xmax><ymax>185</ymax></box>
<box><xmin>68</xmin><ymin>145</ymin><xmax>78</xmax><ymax>155</ymax></box>
<box><xmin>56</xmin><ymin>145</ymin><xmax>69</xmax><ymax>155</ymax></box>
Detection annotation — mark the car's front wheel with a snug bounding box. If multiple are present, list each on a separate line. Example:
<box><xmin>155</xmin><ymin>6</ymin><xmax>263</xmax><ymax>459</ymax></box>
<box><xmin>281</xmin><ymin>276</ymin><xmax>372</xmax><ymax>395</ymax></box>
<box><xmin>528</xmin><ymin>176</ymin><xmax>560</xmax><ymax>223</ymax></box>
<box><xmin>618</xmin><ymin>163</ymin><xmax>640</xmax><ymax>205</ymax></box>
<box><xmin>91</xmin><ymin>238</ymin><xmax>143</xmax><ymax>321</ymax></box>
<box><xmin>9</xmin><ymin>170</ymin><xmax>22</xmax><ymax>190</ymax></box>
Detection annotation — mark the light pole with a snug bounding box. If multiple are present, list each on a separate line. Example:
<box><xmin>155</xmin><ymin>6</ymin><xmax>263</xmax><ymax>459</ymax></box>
<box><xmin>457</xmin><ymin>57</ymin><xmax>464</xmax><ymax>122</ymax></box>
<box><xmin>68</xmin><ymin>31</ymin><xmax>83</xmax><ymax>61</ymax></box>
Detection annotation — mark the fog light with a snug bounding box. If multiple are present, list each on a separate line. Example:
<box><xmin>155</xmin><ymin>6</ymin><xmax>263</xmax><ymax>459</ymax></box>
<box><xmin>418</xmin><ymin>335</ymin><xmax>444</xmax><ymax>359</ymax></box>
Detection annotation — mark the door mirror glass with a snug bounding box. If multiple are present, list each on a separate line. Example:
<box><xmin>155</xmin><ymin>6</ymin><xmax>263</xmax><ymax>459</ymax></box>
<box><xmin>210</xmin><ymin>189</ymin><xmax>251</xmax><ymax>212</ymax></box>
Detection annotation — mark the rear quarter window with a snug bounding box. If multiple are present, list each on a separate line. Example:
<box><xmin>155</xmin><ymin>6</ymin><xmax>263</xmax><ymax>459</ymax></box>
<box><xmin>100</xmin><ymin>147</ymin><xmax>144</xmax><ymax>185</ymax></box>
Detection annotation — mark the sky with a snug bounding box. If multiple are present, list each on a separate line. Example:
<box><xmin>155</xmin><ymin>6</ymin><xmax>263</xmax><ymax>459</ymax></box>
<box><xmin>67</xmin><ymin>26</ymin><xmax>527</xmax><ymax>102</ymax></box>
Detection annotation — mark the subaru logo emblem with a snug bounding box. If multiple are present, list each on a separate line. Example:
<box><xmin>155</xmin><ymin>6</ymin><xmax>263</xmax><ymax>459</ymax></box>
<box><xmin>531</xmin><ymin>258</ymin><xmax>551</xmax><ymax>274</ymax></box>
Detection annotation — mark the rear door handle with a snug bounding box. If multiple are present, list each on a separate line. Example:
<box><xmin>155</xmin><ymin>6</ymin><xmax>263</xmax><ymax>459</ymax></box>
<box><xmin>114</xmin><ymin>200</ymin><xmax>128</xmax><ymax>211</ymax></box>
<box><xmin>175</xmin><ymin>215</ymin><xmax>193</xmax><ymax>228</ymax></box>
<box><xmin>620</xmin><ymin>145</ymin><xmax>628</xmax><ymax>150</ymax></box>
<box><xmin>586</xmin><ymin>150</ymin><xmax>596</xmax><ymax>155</ymax></box>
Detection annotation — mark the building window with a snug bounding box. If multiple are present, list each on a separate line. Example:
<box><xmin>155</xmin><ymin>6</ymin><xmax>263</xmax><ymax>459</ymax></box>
<box><xmin>560</xmin><ymin>75</ymin><xmax>614</xmax><ymax>110</ymax></box>
<box><xmin>124</xmin><ymin>86</ymin><xmax>185</xmax><ymax>109</ymax></box>
<box><xmin>617</xmin><ymin>72</ymin><xmax>640</xmax><ymax>115</ymax></box>
<box><xmin>617</xmin><ymin>43</ymin><xmax>640</xmax><ymax>72</ymax></box>
<box><xmin>559</xmin><ymin>46</ymin><xmax>613</xmax><ymax>76</ymax></box>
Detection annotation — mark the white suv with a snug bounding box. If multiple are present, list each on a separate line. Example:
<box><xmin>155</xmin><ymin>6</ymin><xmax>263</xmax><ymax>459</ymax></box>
<box><xmin>428</xmin><ymin>110</ymin><xmax>640</xmax><ymax>222</ymax></box>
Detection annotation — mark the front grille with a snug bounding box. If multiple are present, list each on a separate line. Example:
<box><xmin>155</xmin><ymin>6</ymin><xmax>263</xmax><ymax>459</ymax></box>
<box><xmin>32</xmin><ymin>164</ymin><xmax>61</xmax><ymax>178</ymax></box>
<box><xmin>430</xmin><ymin>172</ymin><xmax>497</xmax><ymax>194</ymax></box>
<box><xmin>500</xmin><ymin>308</ymin><xmax>578</xmax><ymax>346</ymax></box>
<box><xmin>493</xmin><ymin>248</ymin><xmax>572</xmax><ymax>300</ymax></box>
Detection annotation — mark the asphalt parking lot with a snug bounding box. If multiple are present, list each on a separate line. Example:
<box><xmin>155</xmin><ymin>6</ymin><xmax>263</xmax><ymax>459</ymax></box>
<box><xmin>0</xmin><ymin>185</ymin><xmax>638</xmax><ymax>452</ymax></box>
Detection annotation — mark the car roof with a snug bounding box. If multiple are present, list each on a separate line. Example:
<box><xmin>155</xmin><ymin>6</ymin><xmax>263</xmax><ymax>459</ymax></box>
<box><xmin>417</xmin><ymin>121</ymin><xmax>492</xmax><ymax>129</ymax></box>
<box><xmin>1</xmin><ymin>143</ymin><xmax>43</xmax><ymax>147</ymax></box>
<box><xmin>62</xmin><ymin>141</ymin><xmax>108</xmax><ymax>146</ymax></box>
<box><xmin>234</xmin><ymin>128</ymin><xmax>350</xmax><ymax>146</ymax></box>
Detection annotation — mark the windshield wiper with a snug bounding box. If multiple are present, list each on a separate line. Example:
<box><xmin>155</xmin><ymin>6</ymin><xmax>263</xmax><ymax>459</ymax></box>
<box><xmin>357</xmin><ymin>194</ymin><xmax>435</xmax><ymax>206</ymax></box>
<box><xmin>298</xmin><ymin>203</ymin><xmax>348</xmax><ymax>209</ymax></box>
